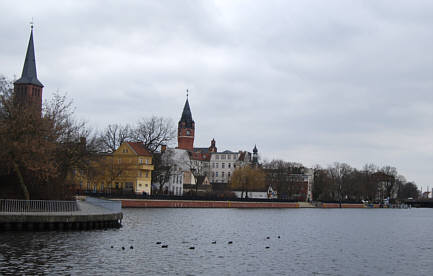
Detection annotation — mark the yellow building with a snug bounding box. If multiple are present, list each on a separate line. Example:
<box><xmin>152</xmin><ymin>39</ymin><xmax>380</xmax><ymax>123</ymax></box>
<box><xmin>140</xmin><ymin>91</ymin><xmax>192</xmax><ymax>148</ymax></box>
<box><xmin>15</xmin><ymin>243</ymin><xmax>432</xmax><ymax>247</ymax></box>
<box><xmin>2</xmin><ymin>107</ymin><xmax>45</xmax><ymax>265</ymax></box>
<box><xmin>112</xmin><ymin>142</ymin><xmax>154</xmax><ymax>195</ymax></box>
<box><xmin>72</xmin><ymin>142</ymin><xmax>154</xmax><ymax>195</ymax></box>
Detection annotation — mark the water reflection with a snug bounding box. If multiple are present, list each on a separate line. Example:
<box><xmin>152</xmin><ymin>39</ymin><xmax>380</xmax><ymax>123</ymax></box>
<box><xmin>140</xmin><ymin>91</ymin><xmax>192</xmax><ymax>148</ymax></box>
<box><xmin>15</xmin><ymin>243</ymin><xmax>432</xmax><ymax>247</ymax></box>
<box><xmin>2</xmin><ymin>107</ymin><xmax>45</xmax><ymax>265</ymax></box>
<box><xmin>1</xmin><ymin>208</ymin><xmax>432</xmax><ymax>275</ymax></box>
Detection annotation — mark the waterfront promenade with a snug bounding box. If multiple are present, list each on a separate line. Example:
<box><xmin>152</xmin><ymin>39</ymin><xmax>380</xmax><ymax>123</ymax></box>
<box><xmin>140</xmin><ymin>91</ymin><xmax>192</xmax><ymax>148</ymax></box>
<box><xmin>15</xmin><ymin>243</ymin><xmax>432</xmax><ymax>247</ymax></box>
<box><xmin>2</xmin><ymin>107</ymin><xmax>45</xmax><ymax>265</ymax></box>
<box><xmin>0</xmin><ymin>197</ymin><xmax>123</xmax><ymax>231</ymax></box>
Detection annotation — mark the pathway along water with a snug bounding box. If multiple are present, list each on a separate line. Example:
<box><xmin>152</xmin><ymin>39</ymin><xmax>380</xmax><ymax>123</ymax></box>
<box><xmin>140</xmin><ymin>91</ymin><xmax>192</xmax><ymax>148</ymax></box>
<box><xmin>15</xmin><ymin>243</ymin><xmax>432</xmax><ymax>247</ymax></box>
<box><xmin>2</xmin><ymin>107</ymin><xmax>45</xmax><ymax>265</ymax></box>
<box><xmin>0</xmin><ymin>208</ymin><xmax>432</xmax><ymax>275</ymax></box>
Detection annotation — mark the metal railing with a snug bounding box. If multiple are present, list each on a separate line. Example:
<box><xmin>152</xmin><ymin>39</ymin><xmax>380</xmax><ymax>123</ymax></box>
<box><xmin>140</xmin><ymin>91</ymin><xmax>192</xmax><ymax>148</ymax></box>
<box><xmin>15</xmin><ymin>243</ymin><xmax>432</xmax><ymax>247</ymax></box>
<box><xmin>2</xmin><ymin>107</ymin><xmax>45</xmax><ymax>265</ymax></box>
<box><xmin>0</xmin><ymin>199</ymin><xmax>79</xmax><ymax>213</ymax></box>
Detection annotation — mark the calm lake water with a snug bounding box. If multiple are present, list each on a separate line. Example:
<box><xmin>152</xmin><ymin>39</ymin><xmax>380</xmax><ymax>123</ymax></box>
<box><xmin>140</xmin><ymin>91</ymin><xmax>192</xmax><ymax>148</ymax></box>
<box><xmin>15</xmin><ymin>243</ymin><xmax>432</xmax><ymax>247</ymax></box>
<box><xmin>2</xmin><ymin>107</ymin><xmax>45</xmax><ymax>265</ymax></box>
<box><xmin>1</xmin><ymin>208</ymin><xmax>432</xmax><ymax>275</ymax></box>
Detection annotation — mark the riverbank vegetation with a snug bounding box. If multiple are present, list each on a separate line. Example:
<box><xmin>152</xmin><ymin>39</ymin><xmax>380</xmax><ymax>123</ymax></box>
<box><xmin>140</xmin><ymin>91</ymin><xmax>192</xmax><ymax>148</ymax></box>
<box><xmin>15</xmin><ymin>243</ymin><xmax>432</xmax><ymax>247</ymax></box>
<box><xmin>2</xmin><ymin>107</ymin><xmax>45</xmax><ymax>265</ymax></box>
<box><xmin>312</xmin><ymin>163</ymin><xmax>420</xmax><ymax>202</ymax></box>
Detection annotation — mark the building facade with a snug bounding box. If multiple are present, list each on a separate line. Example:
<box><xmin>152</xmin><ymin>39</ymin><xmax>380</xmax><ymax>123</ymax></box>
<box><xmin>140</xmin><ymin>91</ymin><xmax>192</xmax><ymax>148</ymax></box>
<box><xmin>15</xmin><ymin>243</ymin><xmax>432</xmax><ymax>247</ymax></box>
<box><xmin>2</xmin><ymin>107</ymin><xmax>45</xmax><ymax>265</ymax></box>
<box><xmin>72</xmin><ymin>142</ymin><xmax>154</xmax><ymax>195</ymax></box>
<box><xmin>209</xmin><ymin>149</ymin><xmax>255</xmax><ymax>185</ymax></box>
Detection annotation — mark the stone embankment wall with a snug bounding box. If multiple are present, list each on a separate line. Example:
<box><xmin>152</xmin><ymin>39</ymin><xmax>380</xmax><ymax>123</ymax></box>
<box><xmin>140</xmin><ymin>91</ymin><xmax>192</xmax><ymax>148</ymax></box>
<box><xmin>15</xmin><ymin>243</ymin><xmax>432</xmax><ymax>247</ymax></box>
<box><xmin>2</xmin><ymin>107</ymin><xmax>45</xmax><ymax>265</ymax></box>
<box><xmin>121</xmin><ymin>199</ymin><xmax>300</xmax><ymax>208</ymax></box>
<box><xmin>121</xmin><ymin>200</ymin><xmax>386</xmax><ymax>209</ymax></box>
<box><xmin>321</xmin><ymin>203</ymin><xmax>381</xmax><ymax>208</ymax></box>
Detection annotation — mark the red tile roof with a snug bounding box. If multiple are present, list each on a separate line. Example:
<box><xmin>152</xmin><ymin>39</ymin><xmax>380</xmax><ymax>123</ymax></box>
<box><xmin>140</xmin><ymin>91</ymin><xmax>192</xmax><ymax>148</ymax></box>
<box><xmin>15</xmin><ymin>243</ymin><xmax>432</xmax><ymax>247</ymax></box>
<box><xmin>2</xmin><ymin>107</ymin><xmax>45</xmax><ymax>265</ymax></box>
<box><xmin>126</xmin><ymin>142</ymin><xmax>152</xmax><ymax>157</ymax></box>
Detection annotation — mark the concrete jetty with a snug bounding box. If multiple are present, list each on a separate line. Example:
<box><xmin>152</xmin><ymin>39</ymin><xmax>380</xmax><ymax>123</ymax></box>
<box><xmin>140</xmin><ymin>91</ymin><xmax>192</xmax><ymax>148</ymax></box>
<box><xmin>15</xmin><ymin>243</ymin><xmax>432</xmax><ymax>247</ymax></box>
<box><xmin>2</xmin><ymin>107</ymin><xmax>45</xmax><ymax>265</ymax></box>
<box><xmin>0</xmin><ymin>197</ymin><xmax>123</xmax><ymax>231</ymax></box>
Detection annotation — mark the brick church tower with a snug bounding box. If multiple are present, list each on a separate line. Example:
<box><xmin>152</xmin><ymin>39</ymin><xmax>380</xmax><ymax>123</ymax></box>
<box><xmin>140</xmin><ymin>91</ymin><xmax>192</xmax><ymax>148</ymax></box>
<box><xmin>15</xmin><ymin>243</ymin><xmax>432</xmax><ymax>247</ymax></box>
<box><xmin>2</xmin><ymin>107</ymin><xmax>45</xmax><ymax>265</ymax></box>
<box><xmin>14</xmin><ymin>25</ymin><xmax>43</xmax><ymax>114</ymax></box>
<box><xmin>177</xmin><ymin>96</ymin><xmax>195</xmax><ymax>151</ymax></box>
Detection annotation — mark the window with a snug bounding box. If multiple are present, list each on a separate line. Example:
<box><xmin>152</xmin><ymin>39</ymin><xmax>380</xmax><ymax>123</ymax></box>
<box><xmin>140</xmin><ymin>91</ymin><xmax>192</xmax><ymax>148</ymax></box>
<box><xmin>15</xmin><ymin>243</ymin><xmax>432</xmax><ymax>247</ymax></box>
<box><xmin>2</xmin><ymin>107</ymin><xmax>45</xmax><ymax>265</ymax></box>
<box><xmin>139</xmin><ymin>171</ymin><xmax>142</xmax><ymax>177</ymax></box>
<box><xmin>221</xmin><ymin>155</ymin><xmax>226</xmax><ymax>159</ymax></box>
<box><xmin>222</xmin><ymin>172</ymin><xmax>225</xmax><ymax>178</ymax></box>
<box><xmin>216</xmin><ymin>163</ymin><xmax>219</xmax><ymax>168</ymax></box>
<box><xmin>228</xmin><ymin>172</ymin><xmax>231</xmax><ymax>178</ymax></box>
<box><xmin>212</xmin><ymin>163</ymin><xmax>215</xmax><ymax>168</ymax></box>
<box><xmin>228</xmin><ymin>155</ymin><xmax>231</xmax><ymax>160</ymax></box>
<box><xmin>216</xmin><ymin>172</ymin><xmax>218</xmax><ymax>177</ymax></box>
<box><xmin>145</xmin><ymin>159</ymin><xmax>149</xmax><ymax>164</ymax></box>
<box><xmin>145</xmin><ymin>171</ymin><xmax>149</xmax><ymax>177</ymax></box>
<box><xmin>212</xmin><ymin>172</ymin><xmax>215</xmax><ymax>177</ymax></box>
<box><xmin>222</xmin><ymin>163</ymin><xmax>225</xmax><ymax>169</ymax></box>
<box><xmin>228</xmin><ymin>163</ymin><xmax>231</xmax><ymax>168</ymax></box>
<box><xmin>118</xmin><ymin>159</ymin><xmax>121</xmax><ymax>164</ymax></box>
<box><xmin>139</xmin><ymin>159</ymin><xmax>143</xmax><ymax>164</ymax></box>
<box><xmin>216</xmin><ymin>155</ymin><xmax>219</xmax><ymax>160</ymax></box>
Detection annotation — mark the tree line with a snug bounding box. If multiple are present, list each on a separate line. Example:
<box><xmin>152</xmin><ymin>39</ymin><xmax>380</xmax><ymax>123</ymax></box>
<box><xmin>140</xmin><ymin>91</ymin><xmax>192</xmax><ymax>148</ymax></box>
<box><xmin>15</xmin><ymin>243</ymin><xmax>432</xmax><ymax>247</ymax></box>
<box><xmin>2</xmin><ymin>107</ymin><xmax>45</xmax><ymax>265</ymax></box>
<box><xmin>313</xmin><ymin>163</ymin><xmax>420</xmax><ymax>202</ymax></box>
<box><xmin>0</xmin><ymin>75</ymin><xmax>421</xmax><ymax>201</ymax></box>
<box><xmin>230</xmin><ymin>160</ymin><xmax>420</xmax><ymax>202</ymax></box>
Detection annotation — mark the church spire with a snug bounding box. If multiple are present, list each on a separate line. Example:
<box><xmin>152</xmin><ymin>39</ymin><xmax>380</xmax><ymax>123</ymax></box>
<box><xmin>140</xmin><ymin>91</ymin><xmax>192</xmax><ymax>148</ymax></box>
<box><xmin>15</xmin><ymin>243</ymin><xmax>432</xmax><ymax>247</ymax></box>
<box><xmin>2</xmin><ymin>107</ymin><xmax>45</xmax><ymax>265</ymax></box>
<box><xmin>14</xmin><ymin>25</ymin><xmax>44</xmax><ymax>115</ymax></box>
<box><xmin>14</xmin><ymin>26</ymin><xmax>43</xmax><ymax>87</ymax></box>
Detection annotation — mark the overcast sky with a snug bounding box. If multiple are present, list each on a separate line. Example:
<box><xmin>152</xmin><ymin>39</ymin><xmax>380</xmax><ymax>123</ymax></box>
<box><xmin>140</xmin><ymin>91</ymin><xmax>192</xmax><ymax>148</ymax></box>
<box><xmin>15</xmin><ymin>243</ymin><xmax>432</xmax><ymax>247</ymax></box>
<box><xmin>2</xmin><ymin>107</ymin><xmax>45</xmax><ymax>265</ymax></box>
<box><xmin>1</xmin><ymin>0</ymin><xmax>432</xmax><ymax>191</ymax></box>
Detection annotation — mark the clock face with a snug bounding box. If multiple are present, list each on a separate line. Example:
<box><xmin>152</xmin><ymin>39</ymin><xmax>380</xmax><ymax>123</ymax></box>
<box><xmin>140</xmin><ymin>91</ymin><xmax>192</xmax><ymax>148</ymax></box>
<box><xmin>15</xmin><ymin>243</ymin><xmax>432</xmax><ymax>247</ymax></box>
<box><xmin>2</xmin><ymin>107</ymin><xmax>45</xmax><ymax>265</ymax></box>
<box><xmin>186</xmin><ymin>130</ymin><xmax>191</xmax><ymax>135</ymax></box>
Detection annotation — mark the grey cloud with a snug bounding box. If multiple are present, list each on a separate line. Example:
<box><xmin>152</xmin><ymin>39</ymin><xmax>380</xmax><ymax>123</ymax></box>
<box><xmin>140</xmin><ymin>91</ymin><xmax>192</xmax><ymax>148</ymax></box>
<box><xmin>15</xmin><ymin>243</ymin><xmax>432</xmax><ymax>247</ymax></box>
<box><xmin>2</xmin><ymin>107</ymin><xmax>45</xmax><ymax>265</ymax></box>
<box><xmin>0</xmin><ymin>0</ymin><xmax>431</xmax><ymax>190</ymax></box>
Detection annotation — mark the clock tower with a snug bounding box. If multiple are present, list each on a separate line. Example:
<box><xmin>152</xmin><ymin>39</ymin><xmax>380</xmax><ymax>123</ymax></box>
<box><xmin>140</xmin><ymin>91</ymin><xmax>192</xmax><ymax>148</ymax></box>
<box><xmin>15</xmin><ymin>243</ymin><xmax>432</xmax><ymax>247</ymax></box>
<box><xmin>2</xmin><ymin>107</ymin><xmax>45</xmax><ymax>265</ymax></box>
<box><xmin>177</xmin><ymin>95</ymin><xmax>195</xmax><ymax>151</ymax></box>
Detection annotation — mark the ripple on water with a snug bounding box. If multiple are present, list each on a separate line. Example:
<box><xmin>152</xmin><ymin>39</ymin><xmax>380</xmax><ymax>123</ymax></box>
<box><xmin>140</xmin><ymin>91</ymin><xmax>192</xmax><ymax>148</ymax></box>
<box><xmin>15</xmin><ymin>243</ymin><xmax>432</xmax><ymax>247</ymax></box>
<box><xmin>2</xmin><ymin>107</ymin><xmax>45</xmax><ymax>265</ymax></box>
<box><xmin>0</xmin><ymin>208</ymin><xmax>432</xmax><ymax>275</ymax></box>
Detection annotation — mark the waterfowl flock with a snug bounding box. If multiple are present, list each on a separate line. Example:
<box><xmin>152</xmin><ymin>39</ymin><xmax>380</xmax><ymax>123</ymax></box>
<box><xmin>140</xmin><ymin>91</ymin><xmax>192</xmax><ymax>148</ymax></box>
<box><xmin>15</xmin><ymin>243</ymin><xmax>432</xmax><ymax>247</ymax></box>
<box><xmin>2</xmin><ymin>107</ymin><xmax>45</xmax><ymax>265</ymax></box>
<box><xmin>110</xmin><ymin>235</ymin><xmax>279</xmax><ymax>251</ymax></box>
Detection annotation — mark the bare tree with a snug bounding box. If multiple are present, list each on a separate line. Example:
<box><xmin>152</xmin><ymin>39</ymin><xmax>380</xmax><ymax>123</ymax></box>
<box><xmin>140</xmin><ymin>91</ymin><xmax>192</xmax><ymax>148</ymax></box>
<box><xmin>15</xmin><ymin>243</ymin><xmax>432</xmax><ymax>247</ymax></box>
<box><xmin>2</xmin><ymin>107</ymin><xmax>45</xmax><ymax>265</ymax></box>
<box><xmin>376</xmin><ymin>166</ymin><xmax>398</xmax><ymax>200</ymax></box>
<box><xmin>398</xmin><ymin>181</ymin><xmax>419</xmax><ymax>199</ymax></box>
<box><xmin>132</xmin><ymin>116</ymin><xmax>176</xmax><ymax>153</ymax></box>
<box><xmin>360</xmin><ymin>164</ymin><xmax>378</xmax><ymax>201</ymax></box>
<box><xmin>327</xmin><ymin>162</ymin><xmax>349</xmax><ymax>207</ymax></box>
<box><xmin>99</xmin><ymin>123</ymin><xmax>132</xmax><ymax>153</ymax></box>
<box><xmin>151</xmin><ymin>150</ymin><xmax>176</xmax><ymax>194</ymax></box>
<box><xmin>263</xmin><ymin>160</ymin><xmax>305</xmax><ymax>200</ymax></box>
<box><xmin>184</xmin><ymin>155</ymin><xmax>208</xmax><ymax>194</ymax></box>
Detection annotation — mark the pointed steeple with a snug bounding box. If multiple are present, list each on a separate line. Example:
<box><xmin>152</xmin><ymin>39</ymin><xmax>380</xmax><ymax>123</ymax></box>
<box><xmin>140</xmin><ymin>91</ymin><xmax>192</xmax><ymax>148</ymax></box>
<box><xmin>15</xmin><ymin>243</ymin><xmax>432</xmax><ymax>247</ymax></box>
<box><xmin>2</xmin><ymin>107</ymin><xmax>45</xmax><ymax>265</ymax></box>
<box><xmin>177</xmin><ymin>92</ymin><xmax>195</xmax><ymax>151</ymax></box>
<box><xmin>14</xmin><ymin>27</ymin><xmax>43</xmax><ymax>87</ymax></box>
<box><xmin>179</xmin><ymin>97</ymin><xmax>194</xmax><ymax>128</ymax></box>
